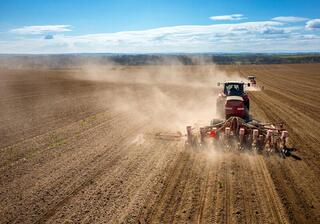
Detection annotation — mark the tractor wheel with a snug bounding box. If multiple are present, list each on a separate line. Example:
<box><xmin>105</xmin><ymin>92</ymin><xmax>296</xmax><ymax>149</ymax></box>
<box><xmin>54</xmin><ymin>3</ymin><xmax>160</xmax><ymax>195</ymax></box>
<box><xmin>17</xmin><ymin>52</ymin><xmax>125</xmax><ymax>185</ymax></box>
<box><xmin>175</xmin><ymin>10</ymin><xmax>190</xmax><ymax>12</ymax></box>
<box><xmin>246</xmin><ymin>101</ymin><xmax>250</xmax><ymax>110</ymax></box>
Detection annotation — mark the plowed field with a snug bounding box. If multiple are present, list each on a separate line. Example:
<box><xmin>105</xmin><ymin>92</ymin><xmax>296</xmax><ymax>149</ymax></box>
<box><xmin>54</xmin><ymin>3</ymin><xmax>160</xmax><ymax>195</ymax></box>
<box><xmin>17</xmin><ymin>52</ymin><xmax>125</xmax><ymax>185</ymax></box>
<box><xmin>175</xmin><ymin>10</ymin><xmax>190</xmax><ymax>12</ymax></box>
<box><xmin>0</xmin><ymin>63</ymin><xmax>319</xmax><ymax>223</ymax></box>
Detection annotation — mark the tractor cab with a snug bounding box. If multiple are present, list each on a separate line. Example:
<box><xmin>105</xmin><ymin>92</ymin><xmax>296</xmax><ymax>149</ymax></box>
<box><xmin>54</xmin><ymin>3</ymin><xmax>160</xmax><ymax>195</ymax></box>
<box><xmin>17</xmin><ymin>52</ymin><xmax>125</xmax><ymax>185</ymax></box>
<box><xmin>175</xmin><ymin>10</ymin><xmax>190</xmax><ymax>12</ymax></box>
<box><xmin>223</xmin><ymin>82</ymin><xmax>245</xmax><ymax>96</ymax></box>
<box><xmin>247</xmin><ymin>75</ymin><xmax>256</xmax><ymax>85</ymax></box>
<box><xmin>217</xmin><ymin>81</ymin><xmax>250</xmax><ymax>120</ymax></box>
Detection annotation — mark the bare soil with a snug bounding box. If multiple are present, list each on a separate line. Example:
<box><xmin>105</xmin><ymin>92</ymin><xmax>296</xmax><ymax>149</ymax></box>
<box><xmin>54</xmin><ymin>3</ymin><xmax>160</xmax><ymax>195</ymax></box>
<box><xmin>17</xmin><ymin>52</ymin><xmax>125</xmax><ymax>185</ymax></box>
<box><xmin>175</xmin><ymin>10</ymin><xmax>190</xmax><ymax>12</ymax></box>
<box><xmin>0</xmin><ymin>64</ymin><xmax>319</xmax><ymax>223</ymax></box>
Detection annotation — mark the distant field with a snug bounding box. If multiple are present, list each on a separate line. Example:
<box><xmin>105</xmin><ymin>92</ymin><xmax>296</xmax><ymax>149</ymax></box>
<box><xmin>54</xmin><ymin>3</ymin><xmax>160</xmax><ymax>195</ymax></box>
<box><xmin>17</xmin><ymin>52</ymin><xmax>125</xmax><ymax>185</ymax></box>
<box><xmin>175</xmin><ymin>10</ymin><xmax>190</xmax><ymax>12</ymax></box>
<box><xmin>1</xmin><ymin>53</ymin><xmax>320</xmax><ymax>69</ymax></box>
<box><xmin>0</xmin><ymin>63</ymin><xmax>319</xmax><ymax>223</ymax></box>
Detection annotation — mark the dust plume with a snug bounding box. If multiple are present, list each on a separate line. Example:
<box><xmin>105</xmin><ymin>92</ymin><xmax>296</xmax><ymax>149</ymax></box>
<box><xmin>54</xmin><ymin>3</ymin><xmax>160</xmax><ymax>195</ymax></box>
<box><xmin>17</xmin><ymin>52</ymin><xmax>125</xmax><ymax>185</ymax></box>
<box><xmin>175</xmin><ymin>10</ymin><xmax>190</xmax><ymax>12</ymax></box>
<box><xmin>0</xmin><ymin>56</ymin><xmax>245</xmax><ymax>148</ymax></box>
<box><xmin>76</xmin><ymin>61</ymin><xmax>245</xmax><ymax>132</ymax></box>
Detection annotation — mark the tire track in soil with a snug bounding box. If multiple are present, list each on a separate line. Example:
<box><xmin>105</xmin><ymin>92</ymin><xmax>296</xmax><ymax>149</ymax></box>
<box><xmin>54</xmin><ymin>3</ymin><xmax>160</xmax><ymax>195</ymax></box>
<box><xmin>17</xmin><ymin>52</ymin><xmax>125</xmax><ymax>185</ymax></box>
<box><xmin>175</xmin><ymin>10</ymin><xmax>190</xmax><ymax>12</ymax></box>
<box><xmin>196</xmin><ymin>156</ymin><xmax>210</xmax><ymax>224</ymax></box>
<box><xmin>141</xmin><ymin>149</ymin><xmax>221</xmax><ymax>224</ymax></box>
<box><xmin>266</xmin><ymin>158</ymin><xmax>320</xmax><ymax>223</ymax></box>
<box><xmin>213</xmin><ymin>155</ymin><xmax>227</xmax><ymax>223</ymax></box>
<box><xmin>237</xmin><ymin>155</ymin><xmax>255</xmax><ymax>223</ymax></box>
<box><xmin>256</xmin><ymin>156</ymin><xmax>289</xmax><ymax>224</ymax></box>
<box><xmin>149</xmin><ymin>151</ymin><xmax>195</xmax><ymax>223</ymax></box>
<box><xmin>143</xmin><ymin>152</ymin><xmax>185</xmax><ymax>222</ymax></box>
<box><xmin>0</xmin><ymin>110</ymin><xmax>131</xmax><ymax>197</ymax></box>
<box><xmin>0</xmin><ymin>109</ymin><xmax>121</xmax><ymax>170</ymax></box>
<box><xmin>240</xmin><ymin>154</ymin><xmax>269</xmax><ymax>223</ymax></box>
<box><xmin>132</xmin><ymin>142</ymin><xmax>184</xmax><ymax>224</ymax></box>
<box><xmin>200</xmin><ymin>152</ymin><xmax>221</xmax><ymax>223</ymax></box>
<box><xmin>225</xmin><ymin>156</ymin><xmax>233</xmax><ymax>224</ymax></box>
<box><xmin>170</xmin><ymin>150</ymin><xmax>208</xmax><ymax>223</ymax></box>
<box><xmin>117</xmin><ymin>142</ymin><xmax>180</xmax><ymax>223</ymax></box>
<box><xmin>45</xmin><ymin>139</ymin><xmax>173</xmax><ymax>223</ymax></box>
<box><xmin>213</xmin><ymin>154</ymin><xmax>233</xmax><ymax>224</ymax></box>
<box><xmin>34</xmin><ymin>121</ymin><xmax>149</xmax><ymax>224</ymax></box>
<box><xmin>0</xmin><ymin>92</ymin><xmax>110</xmax><ymax>148</ymax></box>
<box><xmin>193</xmin><ymin>150</ymin><xmax>221</xmax><ymax>224</ymax></box>
<box><xmin>0</xmin><ymin>112</ymin><xmax>148</xmax><ymax>224</ymax></box>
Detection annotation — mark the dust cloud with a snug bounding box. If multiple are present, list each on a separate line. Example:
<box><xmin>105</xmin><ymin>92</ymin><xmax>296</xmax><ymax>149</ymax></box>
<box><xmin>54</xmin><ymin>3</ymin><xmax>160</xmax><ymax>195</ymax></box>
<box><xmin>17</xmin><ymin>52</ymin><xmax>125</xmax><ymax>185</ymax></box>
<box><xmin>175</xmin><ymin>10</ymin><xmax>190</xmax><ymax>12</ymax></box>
<box><xmin>76</xmin><ymin>61</ymin><xmax>245</xmax><ymax>132</ymax></box>
<box><xmin>0</xmin><ymin>56</ymin><xmax>246</xmax><ymax>147</ymax></box>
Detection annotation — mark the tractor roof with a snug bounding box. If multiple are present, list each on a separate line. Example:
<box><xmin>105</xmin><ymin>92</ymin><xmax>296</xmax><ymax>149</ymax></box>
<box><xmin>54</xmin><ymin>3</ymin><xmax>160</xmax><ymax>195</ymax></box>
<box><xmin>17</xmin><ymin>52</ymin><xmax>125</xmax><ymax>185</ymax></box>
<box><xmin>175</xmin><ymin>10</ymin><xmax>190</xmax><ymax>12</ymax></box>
<box><xmin>225</xmin><ymin>81</ymin><xmax>245</xmax><ymax>84</ymax></box>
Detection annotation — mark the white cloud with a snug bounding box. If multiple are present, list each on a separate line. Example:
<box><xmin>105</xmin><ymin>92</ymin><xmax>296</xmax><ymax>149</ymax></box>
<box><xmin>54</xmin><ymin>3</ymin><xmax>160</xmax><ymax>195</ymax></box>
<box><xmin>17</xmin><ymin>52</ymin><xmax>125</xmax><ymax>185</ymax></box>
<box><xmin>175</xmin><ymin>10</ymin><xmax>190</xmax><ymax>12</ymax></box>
<box><xmin>2</xmin><ymin>20</ymin><xmax>319</xmax><ymax>53</ymax></box>
<box><xmin>210</xmin><ymin>14</ymin><xmax>245</xmax><ymax>21</ymax></box>
<box><xmin>41</xmin><ymin>21</ymin><xmax>281</xmax><ymax>49</ymax></box>
<box><xmin>260</xmin><ymin>27</ymin><xmax>284</xmax><ymax>34</ymax></box>
<box><xmin>306</xmin><ymin>19</ymin><xmax>320</xmax><ymax>29</ymax></box>
<box><xmin>272</xmin><ymin>16</ymin><xmax>309</xmax><ymax>22</ymax></box>
<box><xmin>10</xmin><ymin>25</ymin><xmax>72</xmax><ymax>34</ymax></box>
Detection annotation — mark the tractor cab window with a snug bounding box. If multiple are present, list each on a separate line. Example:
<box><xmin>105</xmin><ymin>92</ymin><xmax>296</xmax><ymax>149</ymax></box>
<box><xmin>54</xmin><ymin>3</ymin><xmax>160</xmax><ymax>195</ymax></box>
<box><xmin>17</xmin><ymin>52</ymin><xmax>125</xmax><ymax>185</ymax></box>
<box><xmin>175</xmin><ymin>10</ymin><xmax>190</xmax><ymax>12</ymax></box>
<box><xmin>224</xmin><ymin>83</ymin><xmax>244</xmax><ymax>96</ymax></box>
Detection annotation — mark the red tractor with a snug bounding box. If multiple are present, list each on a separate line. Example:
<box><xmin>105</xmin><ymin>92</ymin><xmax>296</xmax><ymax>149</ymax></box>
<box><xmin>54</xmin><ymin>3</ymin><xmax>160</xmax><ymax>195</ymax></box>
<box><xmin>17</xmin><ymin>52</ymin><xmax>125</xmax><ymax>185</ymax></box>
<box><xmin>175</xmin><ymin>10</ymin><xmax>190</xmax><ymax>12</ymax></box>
<box><xmin>248</xmin><ymin>75</ymin><xmax>256</xmax><ymax>86</ymax></box>
<box><xmin>155</xmin><ymin>81</ymin><xmax>296</xmax><ymax>158</ymax></box>
<box><xmin>216</xmin><ymin>81</ymin><xmax>250</xmax><ymax>120</ymax></box>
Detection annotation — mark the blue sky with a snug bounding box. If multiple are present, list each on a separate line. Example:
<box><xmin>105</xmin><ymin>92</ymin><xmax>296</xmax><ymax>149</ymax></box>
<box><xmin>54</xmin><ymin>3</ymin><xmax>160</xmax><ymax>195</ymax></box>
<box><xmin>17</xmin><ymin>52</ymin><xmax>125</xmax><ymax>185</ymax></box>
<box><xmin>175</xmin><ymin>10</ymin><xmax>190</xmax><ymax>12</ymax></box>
<box><xmin>0</xmin><ymin>0</ymin><xmax>319</xmax><ymax>53</ymax></box>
